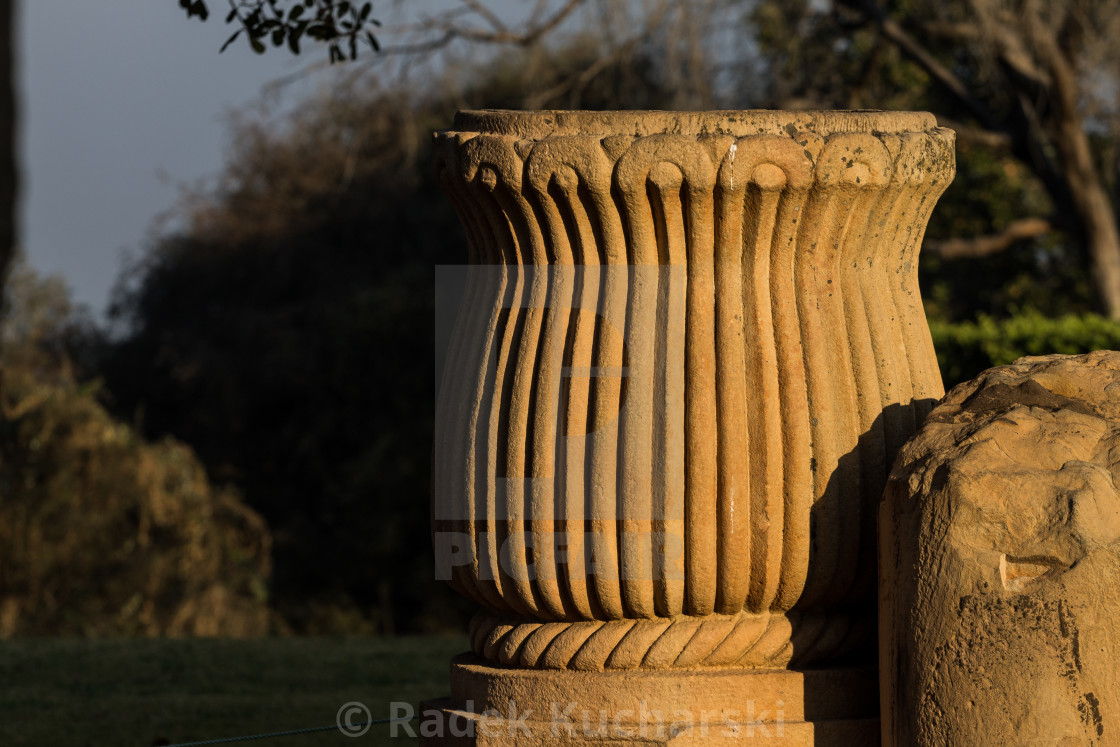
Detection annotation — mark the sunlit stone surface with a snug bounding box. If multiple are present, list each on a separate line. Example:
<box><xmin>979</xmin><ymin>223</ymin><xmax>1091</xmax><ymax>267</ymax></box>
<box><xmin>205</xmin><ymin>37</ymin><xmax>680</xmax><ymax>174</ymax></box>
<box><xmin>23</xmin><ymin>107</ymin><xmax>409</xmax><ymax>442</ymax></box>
<box><xmin>426</xmin><ymin>109</ymin><xmax>954</xmax><ymax>745</ymax></box>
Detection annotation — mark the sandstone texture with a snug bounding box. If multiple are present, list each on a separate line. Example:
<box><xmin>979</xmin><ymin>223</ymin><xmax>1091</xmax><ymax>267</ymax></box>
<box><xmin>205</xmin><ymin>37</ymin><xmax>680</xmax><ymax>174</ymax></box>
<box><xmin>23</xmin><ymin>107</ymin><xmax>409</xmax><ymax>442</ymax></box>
<box><xmin>428</xmin><ymin>109</ymin><xmax>955</xmax><ymax>746</ymax></box>
<box><xmin>419</xmin><ymin>654</ymin><xmax>879</xmax><ymax>745</ymax></box>
<box><xmin>432</xmin><ymin>109</ymin><xmax>953</xmax><ymax>670</ymax></box>
<box><xmin>881</xmin><ymin>350</ymin><xmax>1120</xmax><ymax>745</ymax></box>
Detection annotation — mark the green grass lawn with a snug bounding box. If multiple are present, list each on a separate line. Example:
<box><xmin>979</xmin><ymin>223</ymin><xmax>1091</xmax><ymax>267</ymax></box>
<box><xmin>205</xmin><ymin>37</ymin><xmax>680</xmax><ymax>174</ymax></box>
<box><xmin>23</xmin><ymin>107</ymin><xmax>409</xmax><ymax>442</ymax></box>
<box><xmin>0</xmin><ymin>636</ymin><xmax>468</xmax><ymax>747</ymax></box>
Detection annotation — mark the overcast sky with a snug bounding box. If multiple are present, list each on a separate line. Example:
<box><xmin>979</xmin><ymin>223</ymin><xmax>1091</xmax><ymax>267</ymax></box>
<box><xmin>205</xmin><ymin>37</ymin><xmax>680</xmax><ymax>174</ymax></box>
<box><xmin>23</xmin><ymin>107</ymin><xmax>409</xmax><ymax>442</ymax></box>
<box><xmin>20</xmin><ymin>2</ymin><xmax>299</xmax><ymax>315</ymax></box>
<box><xmin>20</xmin><ymin>0</ymin><xmax>525</xmax><ymax>318</ymax></box>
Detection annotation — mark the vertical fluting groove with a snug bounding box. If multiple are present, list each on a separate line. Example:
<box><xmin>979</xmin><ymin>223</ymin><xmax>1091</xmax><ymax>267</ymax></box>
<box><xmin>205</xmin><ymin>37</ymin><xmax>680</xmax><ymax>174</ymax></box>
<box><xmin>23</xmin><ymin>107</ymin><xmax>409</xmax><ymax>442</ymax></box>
<box><xmin>903</xmin><ymin>132</ymin><xmax>953</xmax><ymax>410</ymax></box>
<box><xmin>824</xmin><ymin>135</ymin><xmax>892</xmax><ymax>607</ymax></box>
<box><xmin>433</xmin><ymin>115</ymin><xmax>955</xmax><ymax>669</ymax></box>
<box><xmin>885</xmin><ymin>134</ymin><xmax>941</xmax><ymax>432</ymax></box>
<box><xmin>564</xmin><ymin>253</ymin><xmax>598</xmax><ymax>619</ymax></box>
<box><xmin>740</xmin><ymin>186</ymin><xmax>783</xmax><ymax>613</ymax></box>
<box><xmin>683</xmin><ymin>171</ymin><xmax>719</xmax><ymax>617</ymax></box>
<box><xmin>734</xmin><ymin>187</ymin><xmax>779</xmax><ymax>613</ymax></box>
<box><xmin>616</xmin><ymin>174</ymin><xmax>658</xmax><ymax>619</ymax></box>
<box><xmin>888</xmin><ymin>179</ymin><xmax>930</xmax><ymax>435</ymax></box>
<box><xmin>491</xmin><ymin>174</ymin><xmax>559</xmax><ymax>618</ymax></box>
<box><xmin>524</xmin><ymin>178</ymin><xmax>573</xmax><ymax>620</ymax></box>
<box><xmin>655</xmin><ymin>250</ymin><xmax>687</xmax><ymax>615</ymax></box>
<box><xmin>663</xmin><ymin>177</ymin><xmax>708</xmax><ymax>617</ymax></box>
<box><xmin>526</xmin><ymin>268</ymin><xmax>566</xmax><ymax>618</ymax></box>
<box><xmin>765</xmin><ymin>191</ymin><xmax>812</xmax><ymax>613</ymax></box>
<box><xmin>568</xmin><ymin>181</ymin><xmax>617</xmax><ymax>618</ymax></box>
<box><xmin>901</xmin><ymin>183</ymin><xmax>940</xmax><ymax>413</ymax></box>
<box><xmin>819</xmin><ymin>174</ymin><xmax>877</xmax><ymax>606</ymax></box>
<box><xmin>789</xmin><ymin>184</ymin><xmax>842</xmax><ymax>613</ymax></box>
<box><xmin>651</xmin><ymin>195</ymin><xmax>679</xmax><ymax>617</ymax></box>
<box><xmin>586</xmin><ymin>144</ymin><xmax>630</xmax><ymax>622</ymax></box>
<box><xmin>531</xmin><ymin>176</ymin><xmax>588</xmax><ymax>619</ymax></box>
<box><xmin>712</xmin><ymin>149</ymin><xmax>751</xmax><ymax>615</ymax></box>
<box><xmin>836</xmin><ymin>183</ymin><xmax>889</xmax><ymax>606</ymax></box>
<box><xmin>443</xmin><ymin>144</ymin><xmax>516</xmax><ymax>613</ymax></box>
<box><xmin>586</xmin><ymin>170</ymin><xmax>627</xmax><ymax>622</ymax></box>
<box><xmin>771</xmin><ymin>133</ymin><xmax>821</xmax><ymax>613</ymax></box>
<box><xmin>588</xmin><ymin>247</ymin><xmax>625</xmax><ymax>619</ymax></box>
<box><xmin>549</xmin><ymin>180</ymin><xmax>599</xmax><ymax>620</ymax></box>
<box><xmin>432</xmin><ymin>143</ymin><xmax>492</xmax><ymax>610</ymax></box>
<box><xmin>458</xmin><ymin>175</ymin><xmax>520</xmax><ymax>614</ymax></box>
<box><xmin>476</xmin><ymin>182</ymin><xmax>536</xmax><ymax>617</ymax></box>
<box><xmin>572</xmin><ymin>217</ymin><xmax>607</xmax><ymax>621</ymax></box>
<box><xmin>616</xmin><ymin>152</ymin><xmax>665</xmax><ymax>621</ymax></box>
<box><xmin>725</xmin><ymin>135</ymin><xmax>814</xmax><ymax>614</ymax></box>
<box><xmin>527</xmin><ymin>137</ymin><xmax>616</xmax><ymax>620</ymax></box>
<box><xmin>868</xmin><ymin>136</ymin><xmax>916</xmax><ymax>471</ymax></box>
<box><xmin>849</xmin><ymin>176</ymin><xmax>902</xmax><ymax>602</ymax></box>
<box><xmin>816</xmin><ymin>195</ymin><xmax>864</xmax><ymax>610</ymax></box>
<box><xmin>662</xmin><ymin>209</ymin><xmax>687</xmax><ymax>618</ymax></box>
<box><xmin>791</xmin><ymin>143</ymin><xmax>856</xmax><ymax>611</ymax></box>
<box><xmin>466</xmin><ymin>139</ymin><xmax>552</xmax><ymax>619</ymax></box>
<box><xmin>645</xmin><ymin>171</ymin><xmax>685</xmax><ymax>618</ymax></box>
<box><xmin>461</xmin><ymin>137</ymin><xmax>543</xmax><ymax>618</ymax></box>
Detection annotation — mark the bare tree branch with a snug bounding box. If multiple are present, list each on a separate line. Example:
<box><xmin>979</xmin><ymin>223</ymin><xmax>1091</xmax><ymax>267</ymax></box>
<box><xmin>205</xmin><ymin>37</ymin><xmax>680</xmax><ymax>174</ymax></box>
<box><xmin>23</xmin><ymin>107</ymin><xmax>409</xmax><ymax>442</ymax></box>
<box><xmin>933</xmin><ymin>117</ymin><xmax>1012</xmax><ymax>148</ymax></box>
<box><xmin>434</xmin><ymin>0</ymin><xmax>587</xmax><ymax>46</ymax></box>
<box><xmin>377</xmin><ymin>30</ymin><xmax>459</xmax><ymax>57</ymax></box>
<box><xmin>918</xmin><ymin>20</ymin><xmax>980</xmax><ymax>41</ymax></box>
<box><xmin>522</xmin><ymin>40</ymin><xmax>637</xmax><ymax>108</ymax></box>
<box><xmin>1023</xmin><ymin>8</ymin><xmax>1120</xmax><ymax>316</ymax></box>
<box><xmin>519</xmin><ymin>0</ymin><xmax>673</xmax><ymax>109</ymax></box>
<box><xmin>850</xmin><ymin>0</ymin><xmax>1074</xmax><ymax>266</ymax></box>
<box><xmin>847</xmin><ymin>0</ymin><xmax>1001</xmax><ymax>131</ymax></box>
<box><xmin>967</xmin><ymin>0</ymin><xmax>1051</xmax><ymax>93</ymax></box>
<box><xmin>925</xmin><ymin>217</ymin><xmax>1052</xmax><ymax>259</ymax></box>
<box><xmin>458</xmin><ymin>0</ymin><xmax>508</xmax><ymax>33</ymax></box>
<box><xmin>382</xmin><ymin>6</ymin><xmax>472</xmax><ymax>36</ymax></box>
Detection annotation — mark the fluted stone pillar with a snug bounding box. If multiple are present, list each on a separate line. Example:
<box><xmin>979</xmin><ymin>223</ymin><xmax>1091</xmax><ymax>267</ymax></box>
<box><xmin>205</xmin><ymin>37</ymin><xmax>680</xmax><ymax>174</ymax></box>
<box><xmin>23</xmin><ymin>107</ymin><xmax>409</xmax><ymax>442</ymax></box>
<box><xmin>425</xmin><ymin>110</ymin><xmax>954</xmax><ymax>745</ymax></box>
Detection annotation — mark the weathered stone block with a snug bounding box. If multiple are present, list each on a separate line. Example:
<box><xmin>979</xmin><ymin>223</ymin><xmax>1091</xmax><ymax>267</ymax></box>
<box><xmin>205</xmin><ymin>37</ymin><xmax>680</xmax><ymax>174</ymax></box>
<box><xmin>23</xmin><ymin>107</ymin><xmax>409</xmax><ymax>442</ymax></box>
<box><xmin>881</xmin><ymin>350</ymin><xmax>1120</xmax><ymax>745</ymax></box>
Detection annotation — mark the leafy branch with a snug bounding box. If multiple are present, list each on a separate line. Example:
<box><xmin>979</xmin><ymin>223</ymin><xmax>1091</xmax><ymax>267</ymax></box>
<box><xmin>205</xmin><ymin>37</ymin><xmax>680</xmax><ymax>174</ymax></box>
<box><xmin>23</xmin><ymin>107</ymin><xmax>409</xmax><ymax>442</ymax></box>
<box><xmin>178</xmin><ymin>0</ymin><xmax>381</xmax><ymax>61</ymax></box>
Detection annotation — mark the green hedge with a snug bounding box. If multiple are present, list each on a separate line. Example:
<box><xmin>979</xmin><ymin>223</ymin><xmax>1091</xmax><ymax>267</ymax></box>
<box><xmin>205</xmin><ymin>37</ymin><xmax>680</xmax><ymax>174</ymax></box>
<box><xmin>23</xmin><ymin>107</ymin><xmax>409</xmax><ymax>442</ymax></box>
<box><xmin>930</xmin><ymin>312</ymin><xmax>1120</xmax><ymax>387</ymax></box>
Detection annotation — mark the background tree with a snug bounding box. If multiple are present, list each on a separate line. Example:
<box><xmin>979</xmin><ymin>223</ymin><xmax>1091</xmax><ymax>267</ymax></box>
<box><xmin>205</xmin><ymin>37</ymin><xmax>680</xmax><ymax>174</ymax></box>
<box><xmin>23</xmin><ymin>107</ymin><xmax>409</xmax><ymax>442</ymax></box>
<box><xmin>0</xmin><ymin>260</ymin><xmax>273</xmax><ymax>637</ymax></box>
<box><xmin>751</xmin><ymin>0</ymin><xmax>1120</xmax><ymax>319</ymax></box>
<box><xmin>98</xmin><ymin>41</ymin><xmax>683</xmax><ymax>633</ymax></box>
<box><xmin>379</xmin><ymin>0</ymin><xmax>1120</xmax><ymax>321</ymax></box>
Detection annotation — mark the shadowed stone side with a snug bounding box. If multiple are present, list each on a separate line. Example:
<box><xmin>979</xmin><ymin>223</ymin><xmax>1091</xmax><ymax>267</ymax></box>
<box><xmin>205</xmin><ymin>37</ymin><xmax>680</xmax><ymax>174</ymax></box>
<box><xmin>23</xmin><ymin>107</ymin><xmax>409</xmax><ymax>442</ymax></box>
<box><xmin>881</xmin><ymin>350</ymin><xmax>1120</xmax><ymax>746</ymax></box>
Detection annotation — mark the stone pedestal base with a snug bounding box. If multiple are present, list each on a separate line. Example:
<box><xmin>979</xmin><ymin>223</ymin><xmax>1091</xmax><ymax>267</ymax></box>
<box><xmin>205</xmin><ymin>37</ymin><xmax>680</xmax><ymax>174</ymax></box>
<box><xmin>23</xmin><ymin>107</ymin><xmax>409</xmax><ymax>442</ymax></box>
<box><xmin>418</xmin><ymin>654</ymin><xmax>878</xmax><ymax>745</ymax></box>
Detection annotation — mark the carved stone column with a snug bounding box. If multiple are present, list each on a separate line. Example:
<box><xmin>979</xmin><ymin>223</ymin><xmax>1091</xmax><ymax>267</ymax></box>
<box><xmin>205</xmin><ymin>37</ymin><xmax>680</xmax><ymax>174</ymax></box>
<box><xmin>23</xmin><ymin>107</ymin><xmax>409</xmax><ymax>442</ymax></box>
<box><xmin>425</xmin><ymin>110</ymin><xmax>953</xmax><ymax>745</ymax></box>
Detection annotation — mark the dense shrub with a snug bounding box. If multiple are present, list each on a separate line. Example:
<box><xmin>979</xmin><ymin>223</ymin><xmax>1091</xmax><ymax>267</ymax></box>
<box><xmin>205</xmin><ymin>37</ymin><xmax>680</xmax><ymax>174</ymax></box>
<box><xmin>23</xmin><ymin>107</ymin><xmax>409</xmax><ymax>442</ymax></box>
<box><xmin>0</xmin><ymin>264</ymin><xmax>272</xmax><ymax>637</ymax></box>
<box><xmin>930</xmin><ymin>312</ymin><xmax>1120</xmax><ymax>387</ymax></box>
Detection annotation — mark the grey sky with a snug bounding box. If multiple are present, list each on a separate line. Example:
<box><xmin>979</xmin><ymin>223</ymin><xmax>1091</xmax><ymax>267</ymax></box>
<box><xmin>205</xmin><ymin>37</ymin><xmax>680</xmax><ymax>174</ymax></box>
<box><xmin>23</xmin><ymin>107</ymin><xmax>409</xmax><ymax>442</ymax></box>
<box><xmin>17</xmin><ymin>0</ymin><xmax>597</xmax><ymax>318</ymax></box>
<box><xmin>18</xmin><ymin>1</ymin><xmax>454</xmax><ymax>316</ymax></box>
<box><xmin>20</xmin><ymin>1</ymin><xmax>313</xmax><ymax>315</ymax></box>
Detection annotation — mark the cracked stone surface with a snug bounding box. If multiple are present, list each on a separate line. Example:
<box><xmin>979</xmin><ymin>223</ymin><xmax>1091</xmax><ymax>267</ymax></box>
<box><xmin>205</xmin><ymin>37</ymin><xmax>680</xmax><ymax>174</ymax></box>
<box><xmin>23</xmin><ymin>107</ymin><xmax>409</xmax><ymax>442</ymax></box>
<box><xmin>881</xmin><ymin>350</ymin><xmax>1120</xmax><ymax>746</ymax></box>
